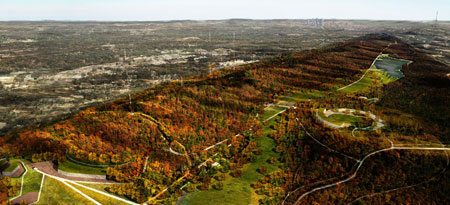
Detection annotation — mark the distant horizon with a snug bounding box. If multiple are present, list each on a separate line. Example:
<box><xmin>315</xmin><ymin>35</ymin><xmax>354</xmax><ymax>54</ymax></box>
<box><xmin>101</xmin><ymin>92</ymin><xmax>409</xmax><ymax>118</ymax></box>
<box><xmin>1</xmin><ymin>0</ymin><xmax>448</xmax><ymax>21</ymax></box>
<box><xmin>0</xmin><ymin>18</ymin><xmax>448</xmax><ymax>22</ymax></box>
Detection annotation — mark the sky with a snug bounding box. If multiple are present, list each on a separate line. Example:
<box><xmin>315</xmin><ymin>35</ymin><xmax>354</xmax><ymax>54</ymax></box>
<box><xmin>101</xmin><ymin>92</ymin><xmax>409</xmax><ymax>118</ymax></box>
<box><xmin>0</xmin><ymin>0</ymin><xmax>448</xmax><ymax>21</ymax></box>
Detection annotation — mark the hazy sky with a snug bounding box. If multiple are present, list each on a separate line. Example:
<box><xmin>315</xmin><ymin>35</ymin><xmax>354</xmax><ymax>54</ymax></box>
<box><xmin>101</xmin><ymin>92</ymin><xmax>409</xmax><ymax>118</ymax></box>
<box><xmin>0</xmin><ymin>0</ymin><xmax>448</xmax><ymax>21</ymax></box>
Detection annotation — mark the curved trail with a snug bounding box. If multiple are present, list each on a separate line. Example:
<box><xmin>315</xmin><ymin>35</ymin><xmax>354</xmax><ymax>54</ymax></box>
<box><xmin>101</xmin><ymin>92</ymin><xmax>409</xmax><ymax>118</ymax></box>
<box><xmin>289</xmin><ymin>41</ymin><xmax>445</xmax><ymax>203</ymax></box>
<box><xmin>296</xmin><ymin>118</ymin><xmax>359</xmax><ymax>162</ymax></box>
<box><xmin>347</xmin><ymin>148</ymin><xmax>449</xmax><ymax>204</ymax></box>
<box><xmin>337</xmin><ymin>43</ymin><xmax>392</xmax><ymax>91</ymax></box>
<box><xmin>151</xmin><ymin>107</ymin><xmax>292</xmax><ymax>204</ymax></box>
<box><xmin>294</xmin><ymin>145</ymin><xmax>450</xmax><ymax>204</ymax></box>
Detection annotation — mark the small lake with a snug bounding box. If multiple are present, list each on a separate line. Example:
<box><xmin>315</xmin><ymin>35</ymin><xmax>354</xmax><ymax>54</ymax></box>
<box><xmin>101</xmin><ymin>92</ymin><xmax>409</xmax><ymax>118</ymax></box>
<box><xmin>374</xmin><ymin>56</ymin><xmax>411</xmax><ymax>78</ymax></box>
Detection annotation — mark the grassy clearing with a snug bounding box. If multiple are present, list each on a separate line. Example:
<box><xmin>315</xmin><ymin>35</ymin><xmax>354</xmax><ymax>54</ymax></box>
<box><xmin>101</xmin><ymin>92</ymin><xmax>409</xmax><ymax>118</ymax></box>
<box><xmin>3</xmin><ymin>159</ymin><xmax>19</xmax><ymax>172</ymax></box>
<box><xmin>260</xmin><ymin>106</ymin><xmax>285</xmax><ymax>121</ymax></box>
<box><xmin>339</xmin><ymin>69</ymin><xmax>376</xmax><ymax>93</ymax></box>
<box><xmin>262</xmin><ymin>90</ymin><xmax>326</xmax><ymax>120</ymax></box>
<box><xmin>36</xmin><ymin>177</ymin><xmax>95</xmax><ymax>205</ymax></box>
<box><xmin>327</xmin><ymin>114</ymin><xmax>363</xmax><ymax>126</ymax></box>
<box><xmin>340</xmin><ymin>55</ymin><xmax>409</xmax><ymax>93</ymax></box>
<box><xmin>317</xmin><ymin>108</ymin><xmax>363</xmax><ymax>127</ymax></box>
<box><xmin>278</xmin><ymin>90</ymin><xmax>325</xmax><ymax>105</ymax></box>
<box><xmin>67</xmin><ymin>182</ymin><xmax>127</xmax><ymax>205</ymax></box>
<box><xmin>187</xmin><ymin>115</ymin><xmax>281</xmax><ymax>205</ymax></box>
<box><xmin>376</xmin><ymin>70</ymin><xmax>397</xmax><ymax>84</ymax></box>
<box><xmin>58</xmin><ymin>159</ymin><xmax>106</xmax><ymax>175</ymax></box>
<box><xmin>77</xmin><ymin>182</ymin><xmax>111</xmax><ymax>192</ymax></box>
<box><xmin>77</xmin><ymin>182</ymin><xmax>133</xmax><ymax>202</ymax></box>
<box><xmin>22</xmin><ymin>164</ymin><xmax>43</xmax><ymax>194</ymax></box>
<box><xmin>339</xmin><ymin>67</ymin><xmax>400</xmax><ymax>93</ymax></box>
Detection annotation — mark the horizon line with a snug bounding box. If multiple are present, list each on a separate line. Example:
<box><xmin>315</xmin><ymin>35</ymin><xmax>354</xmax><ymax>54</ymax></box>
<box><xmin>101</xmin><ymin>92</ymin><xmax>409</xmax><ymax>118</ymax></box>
<box><xmin>0</xmin><ymin>18</ymin><xmax>448</xmax><ymax>23</ymax></box>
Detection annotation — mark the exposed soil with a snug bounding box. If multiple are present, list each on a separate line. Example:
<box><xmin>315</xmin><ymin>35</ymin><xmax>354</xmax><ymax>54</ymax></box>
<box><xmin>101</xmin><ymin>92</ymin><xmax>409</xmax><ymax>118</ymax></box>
<box><xmin>28</xmin><ymin>161</ymin><xmax>113</xmax><ymax>183</ymax></box>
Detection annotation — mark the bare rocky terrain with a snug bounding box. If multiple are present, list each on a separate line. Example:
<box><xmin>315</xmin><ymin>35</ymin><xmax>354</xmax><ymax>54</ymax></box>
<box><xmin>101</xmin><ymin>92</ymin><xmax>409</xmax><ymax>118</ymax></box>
<box><xmin>0</xmin><ymin>19</ymin><xmax>448</xmax><ymax>135</ymax></box>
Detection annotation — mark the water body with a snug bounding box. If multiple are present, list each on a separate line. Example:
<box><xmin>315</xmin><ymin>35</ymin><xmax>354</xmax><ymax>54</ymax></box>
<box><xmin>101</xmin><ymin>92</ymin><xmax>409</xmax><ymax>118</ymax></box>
<box><xmin>374</xmin><ymin>56</ymin><xmax>411</xmax><ymax>78</ymax></box>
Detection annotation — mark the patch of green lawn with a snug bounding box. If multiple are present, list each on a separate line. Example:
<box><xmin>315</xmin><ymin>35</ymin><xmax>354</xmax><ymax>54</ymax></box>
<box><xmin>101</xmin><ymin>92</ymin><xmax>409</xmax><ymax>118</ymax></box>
<box><xmin>3</xmin><ymin>160</ymin><xmax>19</xmax><ymax>172</ymax></box>
<box><xmin>278</xmin><ymin>90</ymin><xmax>325</xmax><ymax>105</ymax></box>
<box><xmin>317</xmin><ymin>108</ymin><xmax>366</xmax><ymax>128</ymax></box>
<box><xmin>260</xmin><ymin>106</ymin><xmax>285</xmax><ymax>121</ymax></box>
<box><xmin>36</xmin><ymin>177</ymin><xmax>95</xmax><ymax>205</ymax></box>
<box><xmin>77</xmin><ymin>183</ymin><xmax>111</xmax><ymax>192</ymax></box>
<box><xmin>327</xmin><ymin>114</ymin><xmax>363</xmax><ymax>126</ymax></box>
<box><xmin>21</xmin><ymin>164</ymin><xmax>44</xmax><ymax>194</ymax></box>
<box><xmin>341</xmin><ymin>55</ymin><xmax>409</xmax><ymax>93</ymax></box>
<box><xmin>339</xmin><ymin>69</ymin><xmax>376</xmax><ymax>93</ymax></box>
<box><xmin>58</xmin><ymin>160</ymin><xmax>106</xmax><ymax>175</ymax></box>
<box><xmin>68</xmin><ymin>182</ymin><xmax>127</xmax><ymax>205</ymax></box>
<box><xmin>376</xmin><ymin>70</ymin><xmax>398</xmax><ymax>84</ymax></box>
<box><xmin>186</xmin><ymin>114</ymin><xmax>281</xmax><ymax>205</ymax></box>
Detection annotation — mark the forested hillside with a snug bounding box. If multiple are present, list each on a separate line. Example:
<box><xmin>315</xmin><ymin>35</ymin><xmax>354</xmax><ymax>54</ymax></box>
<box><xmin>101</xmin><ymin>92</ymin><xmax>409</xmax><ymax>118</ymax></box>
<box><xmin>2</xmin><ymin>33</ymin><xmax>448</xmax><ymax>204</ymax></box>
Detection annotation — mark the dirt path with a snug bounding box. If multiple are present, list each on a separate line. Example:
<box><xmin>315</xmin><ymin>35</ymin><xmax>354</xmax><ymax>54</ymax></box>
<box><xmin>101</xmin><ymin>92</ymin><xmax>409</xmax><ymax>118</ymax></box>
<box><xmin>28</xmin><ymin>161</ymin><xmax>113</xmax><ymax>183</ymax></box>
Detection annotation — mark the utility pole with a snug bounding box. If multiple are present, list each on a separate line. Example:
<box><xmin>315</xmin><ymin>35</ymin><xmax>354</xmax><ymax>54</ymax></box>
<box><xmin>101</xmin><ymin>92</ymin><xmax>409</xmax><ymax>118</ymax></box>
<box><xmin>232</xmin><ymin>32</ymin><xmax>236</xmax><ymax>70</ymax></box>
<box><xmin>435</xmin><ymin>11</ymin><xmax>439</xmax><ymax>28</ymax></box>
<box><xmin>126</xmin><ymin>69</ymin><xmax>132</xmax><ymax>109</ymax></box>
<box><xmin>143</xmin><ymin>156</ymin><xmax>149</xmax><ymax>173</ymax></box>
<box><xmin>123</xmin><ymin>49</ymin><xmax>127</xmax><ymax>62</ymax></box>
<box><xmin>209</xmin><ymin>30</ymin><xmax>213</xmax><ymax>75</ymax></box>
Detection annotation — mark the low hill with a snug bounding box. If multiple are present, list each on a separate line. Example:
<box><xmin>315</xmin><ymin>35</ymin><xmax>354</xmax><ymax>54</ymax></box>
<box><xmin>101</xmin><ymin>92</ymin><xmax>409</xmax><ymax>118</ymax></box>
<box><xmin>1</xmin><ymin>33</ymin><xmax>448</xmax><ymax>204</ymax></box>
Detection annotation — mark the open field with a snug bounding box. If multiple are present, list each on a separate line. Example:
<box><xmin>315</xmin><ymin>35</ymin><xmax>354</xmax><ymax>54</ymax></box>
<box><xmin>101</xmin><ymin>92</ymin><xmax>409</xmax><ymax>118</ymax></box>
<box><xmin>278</xmin><ymin>90</ymin><xmax>326</xmax><ymax>105</ymax></box>
<box><xmin>317</xmin><ymin>108</ymin><xmax>356</xmax><ymax>127</ymax></box>
<box><xmin>22</xmin><ymin>164</ymin><xmax>43</xmax><ymax>194</ymax></box>
<box><xmin>339</xmin><ymin>68</ymin><xmax>399</xmax><ymax>93</ymax></box>
<box><xmin>36</xmin><ymin>177</ymin><xmax>94</xmax><ymax>205</ymax></box>
<box><xmin>339</xmin><ymin>54</ymin><xmax>411</xmax><ymax>93</ymax></box>
<box><xmin>260</xmin><ymin>106</ymin><xmax>285</xmax><ymax>121</ymax></box>
<box><xmin>58</xmin><ymin>160</ymin><xmax>106</xmax><ymax>175</ymax></box>
<box><xmin>322</xmin><ymin>113</ymin><xmax>363</xmax><ymax>127</ymax></box>
<box><xmin>68</xmin><ymin>182</ymin><xmax>127</xmax><ymax>205</ymax></box>
<box><xmin>78</xmin><ymin>183</ymin><xmax>111</xmax><ymax>192</ymax></box>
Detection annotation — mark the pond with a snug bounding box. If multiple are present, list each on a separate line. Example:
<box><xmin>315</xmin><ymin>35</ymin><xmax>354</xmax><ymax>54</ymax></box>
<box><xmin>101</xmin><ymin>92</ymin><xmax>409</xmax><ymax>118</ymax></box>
<box><xmin>374</xmin><ymin>56</ymin><xmax>411</xmax><ymax>78</ymax></box>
